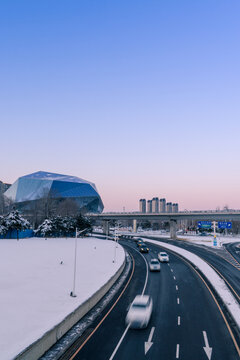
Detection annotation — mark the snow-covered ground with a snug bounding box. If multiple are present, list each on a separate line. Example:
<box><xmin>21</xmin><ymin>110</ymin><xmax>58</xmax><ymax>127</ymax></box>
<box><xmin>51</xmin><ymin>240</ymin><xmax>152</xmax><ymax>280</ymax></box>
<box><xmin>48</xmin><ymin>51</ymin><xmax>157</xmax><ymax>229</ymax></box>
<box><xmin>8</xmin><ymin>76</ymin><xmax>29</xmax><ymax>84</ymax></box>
<box><xmin>0</xmin><ymin>237</ymin><xmax>125</xmax><ymax>360</ymax></box>
<box><xmin>178</xmin><ymin>234</ymin><xmax>240</xmax><ymax>247</ymax></box>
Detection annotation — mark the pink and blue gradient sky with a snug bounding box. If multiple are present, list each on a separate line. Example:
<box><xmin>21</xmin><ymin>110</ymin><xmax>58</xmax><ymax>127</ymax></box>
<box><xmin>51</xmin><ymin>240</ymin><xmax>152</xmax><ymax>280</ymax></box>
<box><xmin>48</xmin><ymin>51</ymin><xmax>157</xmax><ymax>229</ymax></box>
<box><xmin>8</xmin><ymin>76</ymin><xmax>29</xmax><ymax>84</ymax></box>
<box><xmin>1</xmin><ymin>1</ymin><xmax>240</xmax><ymax>212</ymax></box>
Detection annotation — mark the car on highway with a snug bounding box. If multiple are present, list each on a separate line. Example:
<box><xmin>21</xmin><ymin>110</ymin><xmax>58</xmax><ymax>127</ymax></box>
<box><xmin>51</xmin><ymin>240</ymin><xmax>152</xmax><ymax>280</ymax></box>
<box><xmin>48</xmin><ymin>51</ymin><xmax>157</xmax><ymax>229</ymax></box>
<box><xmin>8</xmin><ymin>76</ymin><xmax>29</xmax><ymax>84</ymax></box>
<box><xmin>149</xmin><ymin>258</ymin><xmax>161</xmax><ymax>271</ymax></box>
<box><xmin>126</xmin><ymin>295</ymin><xmax>153</xmax><ymax>329</ymax></box>
<box><xmin>139</xmin><ymin>244</ymin><xmax>149</xmax><ymax>253</ymax></box>
<box><xmin>158</xmin><ymin>251</ymin><xmax>169</xmax><ymax>262</ymax></box>
<box><xmin>137</xmin><ymin>240</ymin><xmax>145</xmax><ymax>247</ymax></box>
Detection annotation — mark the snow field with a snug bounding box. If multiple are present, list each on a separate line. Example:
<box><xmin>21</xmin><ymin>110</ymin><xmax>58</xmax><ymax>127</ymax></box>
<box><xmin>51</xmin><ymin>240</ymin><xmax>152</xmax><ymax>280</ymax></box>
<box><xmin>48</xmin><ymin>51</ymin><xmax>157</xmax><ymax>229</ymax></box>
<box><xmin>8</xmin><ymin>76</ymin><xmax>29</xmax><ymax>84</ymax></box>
<box><xmin>0</xmin><ymin>237</ymin><xmax>125</xmax><ymax>360</ymax></box>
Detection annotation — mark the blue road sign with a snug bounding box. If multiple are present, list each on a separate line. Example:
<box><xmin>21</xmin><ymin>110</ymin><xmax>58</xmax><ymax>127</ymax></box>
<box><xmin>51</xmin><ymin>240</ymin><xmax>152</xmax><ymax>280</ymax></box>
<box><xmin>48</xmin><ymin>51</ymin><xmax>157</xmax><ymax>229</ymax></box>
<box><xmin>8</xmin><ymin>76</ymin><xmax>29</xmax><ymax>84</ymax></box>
<box><xmin>218</xmin><ymin>221</ymin><xmax>232</xmax><ymax>229</ymax></box>
<box><xmin>198</xmin><ymin>221</ymin><xmax>212</xmax><ymax>229</ymax></box>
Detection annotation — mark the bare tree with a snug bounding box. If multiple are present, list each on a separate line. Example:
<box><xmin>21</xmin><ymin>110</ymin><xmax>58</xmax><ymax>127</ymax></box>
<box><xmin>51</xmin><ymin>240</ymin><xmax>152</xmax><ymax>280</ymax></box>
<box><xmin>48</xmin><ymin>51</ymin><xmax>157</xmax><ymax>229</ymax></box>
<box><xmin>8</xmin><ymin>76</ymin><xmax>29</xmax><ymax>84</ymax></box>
<box><xmin>57</xmin><ymin>199</ymin><xmax>79</xmax><ymax>217</ymax></box>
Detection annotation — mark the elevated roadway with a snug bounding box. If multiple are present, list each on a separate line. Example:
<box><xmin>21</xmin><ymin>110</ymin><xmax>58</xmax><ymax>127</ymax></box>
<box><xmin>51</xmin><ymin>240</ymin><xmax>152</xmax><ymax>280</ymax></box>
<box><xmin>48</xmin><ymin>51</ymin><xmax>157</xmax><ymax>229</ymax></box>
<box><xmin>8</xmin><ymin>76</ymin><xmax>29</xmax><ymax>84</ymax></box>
<box><xmin>88</xmin><ymin>211</ymin><xmax>240</xmax><ymax>239</ymax></box>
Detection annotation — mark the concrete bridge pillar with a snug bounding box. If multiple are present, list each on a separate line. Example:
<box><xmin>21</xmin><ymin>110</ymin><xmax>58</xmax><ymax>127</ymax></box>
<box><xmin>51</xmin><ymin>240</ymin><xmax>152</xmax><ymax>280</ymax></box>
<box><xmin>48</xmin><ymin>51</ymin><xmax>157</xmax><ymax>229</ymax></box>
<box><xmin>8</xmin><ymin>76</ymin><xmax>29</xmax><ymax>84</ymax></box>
<box><xmin>103</xmin><ymin>221</ymin><xmax>109</xmax><ymax>237</ymax></box>
<box><xmin>170</xmin><ymin>219</ymin><xmax>177</xmax><ymax>240</ymax></box>
<box><xmin>133</xmin><ymin>219</ymin><xmax>137</xmax><ymax>233</ymax></box>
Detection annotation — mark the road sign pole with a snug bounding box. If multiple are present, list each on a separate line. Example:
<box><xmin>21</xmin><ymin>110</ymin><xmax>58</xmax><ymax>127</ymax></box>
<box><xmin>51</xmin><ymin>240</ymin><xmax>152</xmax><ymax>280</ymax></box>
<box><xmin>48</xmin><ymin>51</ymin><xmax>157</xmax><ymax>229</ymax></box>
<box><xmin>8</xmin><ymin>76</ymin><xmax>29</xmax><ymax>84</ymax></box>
<box><xmin>213</xmin><ymin>221</ymin><xmax>218</xmax><ymax>246</ymax></box>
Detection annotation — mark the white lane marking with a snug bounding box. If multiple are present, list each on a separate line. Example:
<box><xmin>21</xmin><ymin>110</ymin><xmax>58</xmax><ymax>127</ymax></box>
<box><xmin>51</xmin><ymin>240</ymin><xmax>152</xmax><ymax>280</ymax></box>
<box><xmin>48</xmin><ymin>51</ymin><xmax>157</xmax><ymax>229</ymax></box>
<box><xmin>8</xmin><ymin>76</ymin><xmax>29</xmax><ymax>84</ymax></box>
<box><xmin>203</xmin><ymin>331</ymin><xmax>213</xmax><ymax>359</ymax></box>
<box><xmin>177</xmin><ymin>298</ymin><xmax>180</xmax><ymax>304</ymax></box>
<box><xmin>108</xmin><ymin>243</ymin><xmax>150</xmax><ymax>360</ymax></box>
<box><xmin>144</xmin><ymin>327</ymin><xmax>155</xmax><ymax>355</ymax></box>
<box><xmin>171</xmin><ymin>269</ymin><xmax>173</xmax><ymax>272</ymax></box>
<box><xmin>167</xmin><ymin>263</ymin><xmax>170</xmax><ymax>266</ymax></box>
<box><xmin>176</xmin><ymin>344</ymin><xmax>180</xmax><ymax>358</ymax></box>
<box><xmin>178</xmin><ymin>316</ymin><xmax>180</xmax><ymax>325</ymax></box>
<box><xmin>140</xmin><ymin>252</ymin><xmax>149</xmax><ymax>295</ymax></box>
<box><xmin>109</xmin><ymin>324</ymin><xmax>130</xmax><ymax>360</ymax></box>
<box><xmin>176</xmin><ymin>285</ymin><xmax>178</xmax><ymax>291</ymax></box>
<box><xmin>173</xmin><ymin>276</ymin><xmax>176</xmax><ymax>280</ymax></box>
<box><xmin>123</xmin><ymin>244</ymin><xmax>149</xmax><ymax>295</ymax></box>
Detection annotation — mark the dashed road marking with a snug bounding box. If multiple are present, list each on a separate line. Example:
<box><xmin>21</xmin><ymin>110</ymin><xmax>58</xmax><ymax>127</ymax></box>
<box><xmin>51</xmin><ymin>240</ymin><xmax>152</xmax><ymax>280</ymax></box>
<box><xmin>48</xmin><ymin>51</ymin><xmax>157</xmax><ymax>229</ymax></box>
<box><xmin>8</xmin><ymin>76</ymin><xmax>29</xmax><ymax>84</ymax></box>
<box><xmin>177</xmin><ymin>298</ymin><xmax>180</xmax><ymax>304</ymax></box>
<box><xmin>173</xmin><ymin>276</ymin><xmax>176</xmax><ymax>280</ymax></box>
<box><xmin>176</xmin><ymin>344</ymin><xmax>180</xmax><ymax>358</ymax></box>
<box><xmin>178</xmin><ymin>316</ymin><xmax>180</xmax><ymax>325</ymax></box>
<box><xmin>176</xmin><ymin>285</ymin><xmax>178</xmax><ymax>291</ymax></box>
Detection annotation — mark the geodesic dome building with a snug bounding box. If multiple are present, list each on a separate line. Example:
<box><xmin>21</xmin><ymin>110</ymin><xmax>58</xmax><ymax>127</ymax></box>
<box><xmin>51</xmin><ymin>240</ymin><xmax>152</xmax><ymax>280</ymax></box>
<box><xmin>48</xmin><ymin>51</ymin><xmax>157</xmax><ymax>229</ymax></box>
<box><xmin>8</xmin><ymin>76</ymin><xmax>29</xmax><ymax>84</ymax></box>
<box><xmin>4</xmin><ymin>171</ymin><xmax>104</xmax><ymax>214</ymax></box>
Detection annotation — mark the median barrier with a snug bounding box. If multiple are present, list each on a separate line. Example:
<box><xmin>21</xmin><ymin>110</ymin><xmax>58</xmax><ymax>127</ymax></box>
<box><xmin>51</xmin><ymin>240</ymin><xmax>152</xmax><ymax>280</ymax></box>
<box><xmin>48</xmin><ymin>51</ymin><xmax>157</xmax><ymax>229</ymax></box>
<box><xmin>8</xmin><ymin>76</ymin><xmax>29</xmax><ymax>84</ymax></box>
<box><xmin>15</xmin><ymin>257</ymin><xmax>126</xmax><ymax>360</ymax></box>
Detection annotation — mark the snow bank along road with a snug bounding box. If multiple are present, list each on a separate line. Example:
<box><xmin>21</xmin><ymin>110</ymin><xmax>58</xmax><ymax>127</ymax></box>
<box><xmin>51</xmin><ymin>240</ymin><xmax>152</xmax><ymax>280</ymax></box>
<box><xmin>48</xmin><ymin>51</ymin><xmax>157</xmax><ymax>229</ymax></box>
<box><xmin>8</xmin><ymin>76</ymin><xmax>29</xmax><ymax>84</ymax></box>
<box><xmin>58</xmin><ymin>237</ymin><xmax>240</xmax><ymax>360</ymax></box>
<box><xmin>0</xmin><ymin>237</ymin><xmax>125</xmax><ymax>360</ymax></box>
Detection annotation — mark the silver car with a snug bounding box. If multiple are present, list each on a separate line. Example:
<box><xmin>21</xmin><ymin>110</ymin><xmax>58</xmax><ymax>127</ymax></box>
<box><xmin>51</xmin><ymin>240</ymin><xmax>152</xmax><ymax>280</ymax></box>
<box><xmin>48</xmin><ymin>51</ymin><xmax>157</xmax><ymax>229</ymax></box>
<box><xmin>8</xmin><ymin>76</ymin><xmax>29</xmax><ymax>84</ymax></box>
<box><xmin>126</xmin><ymin>295</ymin><xmax>153</xmax><ymax>329</ymax></box>
<box><xmin>158</xmin><ymin>251</ymin><xmax>169</xmax><ymax>262</ymax></box>
<box><xmin>149</xmin><ymin>258</ymin><xmax>161</xmax><ymax>271</ymax></box>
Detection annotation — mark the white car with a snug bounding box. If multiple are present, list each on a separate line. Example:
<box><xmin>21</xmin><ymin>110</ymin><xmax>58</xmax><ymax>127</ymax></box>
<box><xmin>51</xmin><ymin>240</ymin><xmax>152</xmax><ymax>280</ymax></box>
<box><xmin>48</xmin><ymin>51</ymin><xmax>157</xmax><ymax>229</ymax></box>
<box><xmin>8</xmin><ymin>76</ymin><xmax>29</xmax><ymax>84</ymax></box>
<box><xmin>125</xmin><ymin>295</ymin><xmax>153</xmax><ymax>329</ymax></box>
<box><xmin>149</xmin><ymin>258</ymin><xmax>161</xmax><ymax>271</ymax></box>
<box><xmin>158</xmin><ymin>252</ymin><xmax>169</xmax><ymax>262</ymax></box>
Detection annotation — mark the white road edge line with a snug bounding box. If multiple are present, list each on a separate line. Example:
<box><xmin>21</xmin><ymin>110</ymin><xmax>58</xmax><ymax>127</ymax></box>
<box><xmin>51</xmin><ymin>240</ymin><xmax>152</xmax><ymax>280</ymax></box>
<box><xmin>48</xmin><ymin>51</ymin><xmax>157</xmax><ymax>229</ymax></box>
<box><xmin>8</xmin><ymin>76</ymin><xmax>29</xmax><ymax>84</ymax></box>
<box><xmin>178</xmin><ymin>316</ymin><xmax>180</xmax><ymax>325</ymax></box>
<box><xmin>108</xmin><ymin>243</ymin><xmax>150</xmax><ymax>360</ymax></box>
<box><xmin>176</xmin><ymin>344</ymin><xmax>180</xmax><ymax>358</ymax></box>
<box><xmin>122</xmin><ymin>243</ymin><xmax>149</xmax><ymax>296</ymax></box>
<box><xmin>109</xmin><ymin>324</ymin><xmax>130</xmax><ymax>360</ymax></box>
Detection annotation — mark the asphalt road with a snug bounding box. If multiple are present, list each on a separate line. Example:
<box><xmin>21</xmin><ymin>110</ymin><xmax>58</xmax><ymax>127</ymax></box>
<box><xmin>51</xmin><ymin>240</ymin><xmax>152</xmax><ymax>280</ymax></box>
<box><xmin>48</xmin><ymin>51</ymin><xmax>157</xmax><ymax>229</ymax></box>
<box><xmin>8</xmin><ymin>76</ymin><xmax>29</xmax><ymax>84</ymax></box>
<box><xmin>225</xmin><ymin>242</ymin><xmax>240</xmax><ymax>264</ymax></box>
<box><xmin>143</xmin><ymin>236</ymin><xmax>240</xmax><ymax>303</ymax></box>
<box><xmin>64</xmin><ymin>239</ymin><xmax>239</xmax><ymax>360</ymax></box>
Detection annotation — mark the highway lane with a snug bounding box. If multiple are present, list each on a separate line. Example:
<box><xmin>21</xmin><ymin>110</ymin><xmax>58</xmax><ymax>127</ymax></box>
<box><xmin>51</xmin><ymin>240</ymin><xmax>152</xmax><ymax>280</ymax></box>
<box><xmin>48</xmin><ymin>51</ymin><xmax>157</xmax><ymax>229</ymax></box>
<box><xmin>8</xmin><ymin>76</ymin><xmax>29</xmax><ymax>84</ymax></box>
<box><xmin>225</xmin><ymin>242</ymin><xmax>240</xmax><ymax>264</ymax></box>
<box><xmin>63</xmin><ymin>238</ymin><xmax>239</xmax><ymax>360</ymax></box>
<box><xmin>143</xmin><ymin>236</ymin><xmax>240</xmax><ymax>302</ymax></box>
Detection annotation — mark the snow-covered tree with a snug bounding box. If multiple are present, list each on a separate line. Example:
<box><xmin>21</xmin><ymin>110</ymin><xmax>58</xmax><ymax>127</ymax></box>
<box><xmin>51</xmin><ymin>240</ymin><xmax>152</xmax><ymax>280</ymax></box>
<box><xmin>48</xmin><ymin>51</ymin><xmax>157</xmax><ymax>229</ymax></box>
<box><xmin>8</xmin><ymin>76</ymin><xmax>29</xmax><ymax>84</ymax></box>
<box><xmin>0</xmin><ymin>215</ymin><xmax>7</xmax><ymax>235</ymax></box>
<box><xmin>35</xmin><ymin>219</ymin><xmax>54</xmax><ymax>238</ymax></box>
<box><xmin>5</xmin><ymin>210</ymin><xmax>30</xmax><ymax>240</ymax></box>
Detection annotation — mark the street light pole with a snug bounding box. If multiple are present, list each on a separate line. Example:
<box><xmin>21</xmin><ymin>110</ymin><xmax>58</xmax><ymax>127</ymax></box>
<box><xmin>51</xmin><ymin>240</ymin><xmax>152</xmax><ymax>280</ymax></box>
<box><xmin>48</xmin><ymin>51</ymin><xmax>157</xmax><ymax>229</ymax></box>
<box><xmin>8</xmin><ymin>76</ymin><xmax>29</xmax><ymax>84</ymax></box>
<box><xmin>70</xmin><ymin>227</ymin><xmax>88</xmax><ymax>297</ymax></box>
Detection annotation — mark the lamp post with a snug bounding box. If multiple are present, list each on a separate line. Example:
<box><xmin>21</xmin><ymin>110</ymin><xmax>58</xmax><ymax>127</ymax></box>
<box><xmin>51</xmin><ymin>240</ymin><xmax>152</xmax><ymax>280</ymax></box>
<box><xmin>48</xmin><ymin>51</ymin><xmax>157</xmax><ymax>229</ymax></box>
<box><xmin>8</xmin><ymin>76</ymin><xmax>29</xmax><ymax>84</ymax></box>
<box><xmin>70</xmin><ymin>228</ymin><xmax>88</xmax><ymax>297</ymax></box>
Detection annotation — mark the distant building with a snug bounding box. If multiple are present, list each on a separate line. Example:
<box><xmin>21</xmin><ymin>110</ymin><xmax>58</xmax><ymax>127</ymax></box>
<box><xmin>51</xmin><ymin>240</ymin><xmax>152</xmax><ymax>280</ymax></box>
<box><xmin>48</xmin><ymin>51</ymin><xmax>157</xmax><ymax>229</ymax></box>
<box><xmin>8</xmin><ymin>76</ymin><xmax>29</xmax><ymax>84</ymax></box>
<box><xmin>0</xmin><ymin>181</ymin><xmax>11</xmax><ymax>214</ymax></box>
<box><xmin>172</xmin><ymin>203</ymin><xmax>179</xmax><ymax>213</ymax></box>
<box><xmin>139</xmin><ymin>199</ymin><xmax>146</xmax><ymax>213</ymax></box>
<box><xmin>4</xmin><ymin>171</ymin><xmax>104</xmax><ymax>216</ymax></box>
<box><xmin>160</xmin><ymin>198</ymin><xmax>166</xmax><ymax>213</ymax></box>
<box><xmin>139</xmin><ymin>197</ymin><xmax>178</xmax><ymax>214</ymax></box>
<box><xmin>0</xmin><ymin>181</ymin><xmax>11</xmax><ymax>194</ymax></box>
<box><xmin>147</xmin><ymin>200</ymin><xmax>152</xmax><ymax>213</ymax></box>
<box><xmin>166</xmin><ymin>202</ymin><xmax>173</xmax><ymax>213</ymax></box>
<box><xmin>152</xmin><ymin>197</ymin><xmax>159</xmax><ymax>213</ymax></box>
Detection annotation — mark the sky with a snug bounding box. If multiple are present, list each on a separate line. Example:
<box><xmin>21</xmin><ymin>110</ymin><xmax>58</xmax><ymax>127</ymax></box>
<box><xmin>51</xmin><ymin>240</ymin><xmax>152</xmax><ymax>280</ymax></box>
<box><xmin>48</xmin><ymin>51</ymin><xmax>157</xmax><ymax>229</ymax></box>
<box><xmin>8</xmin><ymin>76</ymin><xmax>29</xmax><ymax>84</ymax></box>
<box><xmin>1</xmin><ymin>0</ymin><xmax>240</xmax><ymax>212</ymax></box>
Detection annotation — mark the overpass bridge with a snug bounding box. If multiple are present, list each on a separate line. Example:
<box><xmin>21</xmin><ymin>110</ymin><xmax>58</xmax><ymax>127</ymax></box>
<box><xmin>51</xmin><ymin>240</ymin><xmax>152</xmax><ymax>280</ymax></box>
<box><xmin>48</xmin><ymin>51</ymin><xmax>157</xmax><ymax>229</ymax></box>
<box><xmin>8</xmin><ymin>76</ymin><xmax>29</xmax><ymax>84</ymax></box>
<box><xmin>88</xmin><ymin>211</ymin><xmax>240</xmax><ymax>239</ymax></box>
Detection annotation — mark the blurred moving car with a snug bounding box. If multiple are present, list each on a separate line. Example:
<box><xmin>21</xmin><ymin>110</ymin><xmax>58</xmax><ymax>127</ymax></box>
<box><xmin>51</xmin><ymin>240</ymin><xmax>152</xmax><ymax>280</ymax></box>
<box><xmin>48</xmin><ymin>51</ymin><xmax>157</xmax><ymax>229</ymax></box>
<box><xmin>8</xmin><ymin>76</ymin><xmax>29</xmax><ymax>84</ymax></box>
<box><xmin>139</xmin><ymin>244</ymin><xmax>149</xmax><ymax>253</ymax></box>
<box><xmin>149</xmin><ymin>258</ymin><xmax>161</xmax><ymax>271</ymax></box>
<box><xmin>158</xmin><ymin>252</ymin><xmax>169</xmax><ymax>262</ymax></box>
<box><xmin>126</xmin><ymin>295</ymin><xmax>153</xmax><ymax>328</ymax></box>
